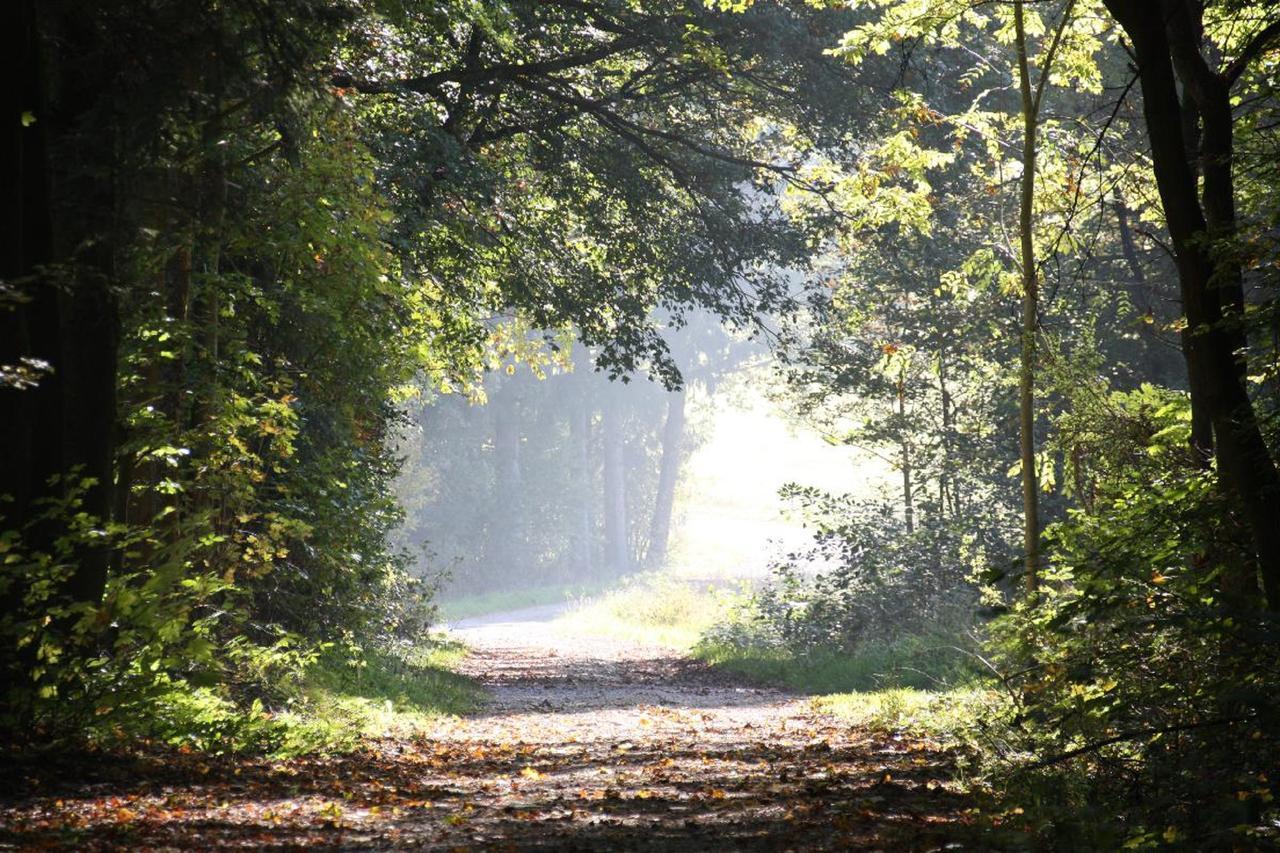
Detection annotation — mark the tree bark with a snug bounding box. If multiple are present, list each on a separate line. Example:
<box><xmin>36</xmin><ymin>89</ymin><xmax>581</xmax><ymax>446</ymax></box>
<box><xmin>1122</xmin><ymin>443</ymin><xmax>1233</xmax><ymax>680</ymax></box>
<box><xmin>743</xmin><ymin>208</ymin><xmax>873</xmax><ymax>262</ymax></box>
<box><xmin>896</xmin><ymin>374</ymin><xmax>915</xmax><ymax>534</ymax></box>
<box><xmin>1</xmin><ymin>0</ymin><xmax>119</xmax><ymax>608</ymax></box>
<box><xmin>569</xmin><ymin>379</ymin><xmax>595</xmax><ymax>578</ymax></box>
<box><xmin>1</xmin><ymin>0</ymin><xmax>58</xmax><ymax>533</ymax></box>
<box><xmin>490</xmin><ymin>380</ymin><xmax>524</xmax><ymax>575</ymax></box>
<box><xmin>1014</xmin><ymin>2</ymin><xmax>1042</xmax><ymax>591</ymax></box>
<box><xmin>937</xmin><ymin>336</ymin><xmax>954</xmax><ymax>520</ymax></box>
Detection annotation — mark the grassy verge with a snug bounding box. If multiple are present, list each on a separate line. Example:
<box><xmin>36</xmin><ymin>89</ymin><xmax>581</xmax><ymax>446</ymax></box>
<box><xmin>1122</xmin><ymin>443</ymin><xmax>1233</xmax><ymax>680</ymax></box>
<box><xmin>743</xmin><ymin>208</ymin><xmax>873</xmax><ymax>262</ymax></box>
<box><xmin>143</xmin><ymin>637</ymin><xmax>481</xmax><ymax>757</ymax></box>
<box><xmin>815</xmin><ymin>686</ymin><xmax>993</xmax><ymax>740</ymax></box>
<box><xmin>437</xmin><ymin>581</ymin><xmax>614</xmax><ymax>622</ymax></box>
<box><xmin>290</xmin><ymin>639</ymin><xmax>481</xmax><ymax>742</ymax></box>
<box><xmin>555</xmin><ymin>573</ymin><xmax>744</xmax><ymax>649</ymax></box>
<box><xmin>693</xmin><ymin>631</ymin><xmax>980</xmax><ymax>694</ymax></box>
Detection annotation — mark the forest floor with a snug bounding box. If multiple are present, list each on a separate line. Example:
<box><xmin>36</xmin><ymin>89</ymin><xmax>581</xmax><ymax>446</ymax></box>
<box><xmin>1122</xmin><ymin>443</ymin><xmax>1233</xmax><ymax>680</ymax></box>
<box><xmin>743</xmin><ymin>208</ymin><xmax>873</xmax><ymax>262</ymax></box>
<box><xmin>0</xmin><ymin>606</ymin><xmax>1020</xmax><ymax>850</ymax></box>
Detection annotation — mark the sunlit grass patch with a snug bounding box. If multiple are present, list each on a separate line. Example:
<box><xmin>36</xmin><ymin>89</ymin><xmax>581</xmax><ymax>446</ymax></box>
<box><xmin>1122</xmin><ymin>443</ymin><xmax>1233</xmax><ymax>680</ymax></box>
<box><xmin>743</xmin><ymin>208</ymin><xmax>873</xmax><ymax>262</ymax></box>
<box><xmin>694</xmin><ymin>630</ymin><xmax>981</xmax><ymax>695</ymax></box>
<box><xmin>437</xmin><ymin>582</ymin><xmax>614</xmax><ymax>621</ymax></box>
<box><xmin>139</xmin><ymin>638</ymin><xmax>481</xmax><ymax>758</ymax></box>
<box><xmin>292</xmin><ymin>639</ymin><xmax>480</xmax><ymax>742</ymax></box>
<box><xmin>815</xmin><ymin>686</ymin><xmax>994</xmax><ymax>740</ymax></box>
<box><xmin>557</xmin><ymin>573</ymin><xmax>746</xmax><ymax>649</ymax></box>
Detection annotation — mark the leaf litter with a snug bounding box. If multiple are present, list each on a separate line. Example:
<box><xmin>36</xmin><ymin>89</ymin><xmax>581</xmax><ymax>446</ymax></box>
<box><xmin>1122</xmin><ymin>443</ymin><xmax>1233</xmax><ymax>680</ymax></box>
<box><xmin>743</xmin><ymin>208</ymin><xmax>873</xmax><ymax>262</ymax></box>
<box><xmin>0</xmin><ymin>610</ymin><xmax>1020</xmax><ymax>850</ymax></box>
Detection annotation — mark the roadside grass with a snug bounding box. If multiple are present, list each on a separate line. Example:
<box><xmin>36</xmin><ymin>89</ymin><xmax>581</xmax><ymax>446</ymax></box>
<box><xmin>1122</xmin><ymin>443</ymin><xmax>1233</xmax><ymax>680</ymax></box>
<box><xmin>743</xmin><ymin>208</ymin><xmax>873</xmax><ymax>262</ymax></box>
<box><xmin>693</xmin><ymin>631</ymin><xmax>980</xmax><ymax>695</ymax></box>
<box><xmin>814</xmin><ymin>686</ymin><xmax>995</xmax><ymax>742</ymax></box>
<box><xmin>556</xmin><ymin>573</ymin><xmax>998</xmax><ymax>763</ymax></box>
<box><xmin>556</xmin><ymin>573</ymin><xmax>746</xmax><ymax>649</ymax></box>
<box><xmin>143</xmin><ymin>637</ymin><xmax>481</xmax><ymax>758</ymax></box>
<box><xmin>290</xmin><ymin>638</ymin><xmax>481</xmax><ymax>742</ymax></box>
<box><xmin>437</xmin><ymin>581</ymin><xmax>614</xmax><ymax>622</ymax></box>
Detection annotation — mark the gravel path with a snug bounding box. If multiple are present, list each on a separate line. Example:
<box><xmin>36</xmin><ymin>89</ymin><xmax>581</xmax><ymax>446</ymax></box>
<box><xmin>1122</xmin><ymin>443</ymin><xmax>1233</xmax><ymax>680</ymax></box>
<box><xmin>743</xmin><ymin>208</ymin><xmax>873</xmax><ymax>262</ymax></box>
<box><xmin>0</xmin><ymin>607</ymin><xmax>1009</xmax><ymax>850</ymax></box>
<box><xmin>394</xmin><ymin>608</ymin><xmax>994</xmax><ymax>850</ymax></box>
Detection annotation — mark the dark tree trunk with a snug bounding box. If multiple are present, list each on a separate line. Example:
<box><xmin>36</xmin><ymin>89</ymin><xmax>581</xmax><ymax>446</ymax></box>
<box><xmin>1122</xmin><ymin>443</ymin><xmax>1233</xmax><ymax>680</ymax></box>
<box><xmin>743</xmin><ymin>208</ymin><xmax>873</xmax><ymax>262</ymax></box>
<box><xmin>896</xmin><ymin>378</ymin><xmax>914</xmax><ymax>535</ymax></box>
<box><xmin>937</xmin><ymin>337</ymin><xmax>953</xmax><ymax>520</ymax></box>
<box><xmin>1105</xmin><ymin>0</ymin><xmax>1280</xmax><ymax>609</ymax></box>
<box><xmin>1</xmin><ymin>0</ymin><xmax>120</xmax><ymax>608</ymax></box>
<box><xmin>1</xmin><ymin>0</ymin><xmax>58</xmax><ymax>532</ymax></box>
<box><xmin>645</xmin><ymin>389</ymin><xmax>686</xmax><ymax>569</ymax></box>
<box><xmin>1014</xmin><ymin>3</ymin><xmax>1041</xmax><ymax>590</ymax></box>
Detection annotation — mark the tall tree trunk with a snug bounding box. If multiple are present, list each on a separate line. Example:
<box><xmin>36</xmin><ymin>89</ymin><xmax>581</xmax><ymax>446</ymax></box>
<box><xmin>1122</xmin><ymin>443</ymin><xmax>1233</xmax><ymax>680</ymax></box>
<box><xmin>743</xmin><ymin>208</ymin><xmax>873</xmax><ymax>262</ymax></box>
<box><xmin>897</xmin><ymin>375</ymin><xmax>914</xmax><ymax>534</ymax></box>
<box><xmin>1014</xmin><ymin>2</ymin><xmax>1042</xmax><ymax>591</ymax></box>
<box><xmin>645</xmin><ymin>389</ymin><xmax>686</xmax><ymax>568</ymax></box>
<box><xmin>601</xmin><ymin>393</ymin><xmax>629</xmax><ymax>574</ymax></box>
<box><xmin>1009</xmin><ymin>0</ymin><xmax>1076</xmax><ymax>591</ymax></box>
<box><xmin>1</xmin><ymin>0</ymin><xmax>57</xmax><ymax>531</ymax></box>
<box><xmin>490</xmin><ymin>380</ymin><xmax>523</xmax><ymax>574</ymax></box>
<box><xmin>1104</xmin><ymin>0</ymin><xmax>1280</xmax><ymax>609</ymax></box>
<box><xmin>937</xmin><ymin>337</ymin><xmax>953</xmax><ymax>520</ymax></box>
<box><xmin>1</xmin><ymin>0</ymin><xmax>120</xmax><ymax>608</ymax></box>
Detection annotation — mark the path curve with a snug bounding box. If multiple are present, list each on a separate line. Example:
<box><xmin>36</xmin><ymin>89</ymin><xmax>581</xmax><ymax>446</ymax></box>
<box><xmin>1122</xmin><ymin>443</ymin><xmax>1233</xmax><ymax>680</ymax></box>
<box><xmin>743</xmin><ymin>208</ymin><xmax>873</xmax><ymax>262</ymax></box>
<box><xmin>398</xmin><ymin>607</ymin><xmax>985</xmax><ymax>850</ymax></box>
<box><xmin>0</xmin><ymin>607</ymin><xmax>998</xmax><ymax>850</ymax></box>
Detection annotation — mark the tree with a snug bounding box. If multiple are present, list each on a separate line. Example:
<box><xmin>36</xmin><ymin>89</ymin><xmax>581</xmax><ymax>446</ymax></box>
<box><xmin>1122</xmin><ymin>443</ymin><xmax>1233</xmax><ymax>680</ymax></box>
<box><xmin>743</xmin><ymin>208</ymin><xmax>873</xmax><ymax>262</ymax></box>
<box><xmin>1013</xmin><ymin>0</ymin><xmax>1077</xmax><ymax>588</ymax></box>
<box><xmin>1101</xmin><ymin>0</ymin><xmax>1280</xmax><ymax>609</ymax></box>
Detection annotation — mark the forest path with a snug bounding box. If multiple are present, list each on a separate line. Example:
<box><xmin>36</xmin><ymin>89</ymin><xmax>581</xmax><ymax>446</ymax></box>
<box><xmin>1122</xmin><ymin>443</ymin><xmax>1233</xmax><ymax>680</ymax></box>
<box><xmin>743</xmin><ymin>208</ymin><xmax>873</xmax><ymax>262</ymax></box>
<box><xmin>0</xmin><ymin>608</ymin><xmax>1000</xmax><ymax>851</ymax></box>
<box><xmin>389</xmin><ymin>608</ymin><xmax>988</xmax><ymax>850</ymax></box>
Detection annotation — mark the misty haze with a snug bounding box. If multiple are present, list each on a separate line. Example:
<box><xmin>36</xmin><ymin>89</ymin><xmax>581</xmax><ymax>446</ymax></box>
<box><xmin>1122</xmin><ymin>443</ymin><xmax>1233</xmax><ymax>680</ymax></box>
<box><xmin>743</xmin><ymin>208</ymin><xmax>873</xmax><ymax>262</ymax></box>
<box><xmin>4</xmin><ymin>1</ymin><xmax>1279</xmax><ymax>849</ymax></box>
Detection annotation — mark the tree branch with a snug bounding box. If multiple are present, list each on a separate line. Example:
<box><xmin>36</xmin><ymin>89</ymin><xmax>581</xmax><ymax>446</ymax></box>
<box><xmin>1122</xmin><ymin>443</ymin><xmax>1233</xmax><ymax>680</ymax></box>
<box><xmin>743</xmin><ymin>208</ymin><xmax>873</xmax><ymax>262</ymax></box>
<box><xmin>333</xmin><ymin>35</ymin><xmax>645</xmax><ymax>98</ymax></box>
<box><xmin>1026</xmin><ymin>716</ymin><xmax>1250</xmax><ymax>770</ymax></box>
<box><xmin>1223</xmin><ymin>16</ymin><xmax>1280</xmax><ymax>86</ymax></box>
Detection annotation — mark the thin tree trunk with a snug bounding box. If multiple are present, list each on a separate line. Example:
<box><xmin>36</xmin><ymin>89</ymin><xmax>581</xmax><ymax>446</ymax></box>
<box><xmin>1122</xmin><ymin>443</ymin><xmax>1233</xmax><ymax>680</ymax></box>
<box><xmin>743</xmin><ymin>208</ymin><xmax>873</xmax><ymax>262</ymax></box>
<box><xmin>897</xmin><ymin>375</ymin><xmax>914</xmax><ymax>534</ymax></box>
<box><xmin>645</xmin><ymin>389</ymin><xmax>686</xmax><ymax>568</ymax></box>
<box><xmin>490</xmin><ymin>381</ymin><xmax>523</xmax><ymax>574</ymax></box>
<box><xmin>938</xmin><ymin>335</ymin><xmax>954</xmax><ymax>520</ymax></box>
<box><xmin>1014</xmin><ymin>2</ymin><xmax>1041</xmax><ymax>591</ymax></box>
<box><xmin>569</xmin><ymin>384</ymin><xmax>594</xmax><ymax>578</ymax></box>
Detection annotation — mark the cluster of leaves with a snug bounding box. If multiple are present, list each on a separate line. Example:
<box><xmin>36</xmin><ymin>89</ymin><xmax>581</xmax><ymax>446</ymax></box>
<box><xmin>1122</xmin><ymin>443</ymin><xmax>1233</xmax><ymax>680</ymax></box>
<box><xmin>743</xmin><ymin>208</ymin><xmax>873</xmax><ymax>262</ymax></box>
<box><xmin>978</xmin><ymin>385</ymin><xmax>1280</xmax><ymax>847</ymax></box>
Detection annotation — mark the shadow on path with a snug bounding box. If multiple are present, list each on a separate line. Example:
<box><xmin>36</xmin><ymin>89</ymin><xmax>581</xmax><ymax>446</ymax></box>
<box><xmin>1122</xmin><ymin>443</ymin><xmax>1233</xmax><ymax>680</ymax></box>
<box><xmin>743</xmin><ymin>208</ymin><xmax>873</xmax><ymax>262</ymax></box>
<box><xmin>0</xmin><ymin>607</ymin><xmax>1026</xmax><ymax>850</ymax></box>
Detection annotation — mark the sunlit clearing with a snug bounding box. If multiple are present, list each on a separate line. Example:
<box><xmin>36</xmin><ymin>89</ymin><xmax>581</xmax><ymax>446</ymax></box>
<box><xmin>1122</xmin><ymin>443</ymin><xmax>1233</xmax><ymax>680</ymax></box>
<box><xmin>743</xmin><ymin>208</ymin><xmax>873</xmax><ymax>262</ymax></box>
<box><xmin>667</xmin><ymin>368</ymin><xmax>891</xmax><ymax>581</ymax></box>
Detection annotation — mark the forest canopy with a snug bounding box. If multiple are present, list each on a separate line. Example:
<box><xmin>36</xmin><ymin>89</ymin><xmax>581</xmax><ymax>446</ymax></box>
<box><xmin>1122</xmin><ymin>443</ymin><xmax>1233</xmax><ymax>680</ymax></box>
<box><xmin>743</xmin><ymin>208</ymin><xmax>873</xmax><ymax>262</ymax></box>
<box><xmin>3</xmin><ymin>0</ymin><xmax>1280</xmax><ymax>848</ymax></box>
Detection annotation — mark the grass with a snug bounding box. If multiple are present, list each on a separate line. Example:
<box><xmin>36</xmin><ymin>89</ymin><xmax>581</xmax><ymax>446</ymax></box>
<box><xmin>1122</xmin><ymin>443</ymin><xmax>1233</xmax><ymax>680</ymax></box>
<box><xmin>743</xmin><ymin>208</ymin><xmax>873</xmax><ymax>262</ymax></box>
<box><xmin>693</xmin><ymin>631</ymin><xmax>980</xmax><ymax>694</ymax></box>
<box><xmin>144</xmin><ymin>637</ymin><xmax>482</xmax><ymax>757</ymax></box>
<box><xmin>814</xmin><ymin>686</ymin><xmax>993</xmax><ymax>741</ymax></box>
<box><xmin>554</xmin><ymin>572</ymin><xmax>996</xmax><ymax>761</ymax></box>
<box><xmin>289</xmin><ymin>638</ymin><xmax>481</xmax><ymax>743</ymax></box>
<box><xmin>555</xmin><ymin>573</ymin><xmax>744</xmax><ymax>649</ymax></box>
<box><xmin>436</xmin><ymin>581</ymin><xmax>614</xmax><ymax>621</ymax></box>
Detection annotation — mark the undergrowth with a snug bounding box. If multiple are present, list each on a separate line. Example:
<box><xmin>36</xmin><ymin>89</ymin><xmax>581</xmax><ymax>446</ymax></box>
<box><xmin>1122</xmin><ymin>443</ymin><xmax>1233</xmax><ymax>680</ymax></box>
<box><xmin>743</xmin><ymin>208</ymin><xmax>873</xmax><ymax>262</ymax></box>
<box><xmin>694</xmin><ymin>629</ymin><xmax>981</xmax><ymax>694</ymax></box>
<box><xmin>70</xmin><ymin>638</ymin><xmax>479</xmax><ymax>759</ymax></box>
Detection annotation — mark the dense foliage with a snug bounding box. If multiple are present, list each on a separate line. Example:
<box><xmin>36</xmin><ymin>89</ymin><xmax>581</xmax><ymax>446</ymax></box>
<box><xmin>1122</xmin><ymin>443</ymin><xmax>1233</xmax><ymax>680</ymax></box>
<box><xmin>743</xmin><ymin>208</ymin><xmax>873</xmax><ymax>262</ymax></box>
<box><xmin>697</xmin><ymin>0</ymin><xmax>1280</xmax><ymax>846</ymax></box>
<box><xmin>4</xmin><ymin>0</ymin><xmax>1280</xmax><ymax>847</ymax></box>
<box><xmin>1</xmin><ymin>0</ymin><xmax>850</xmax><ymax>744</ymax></box>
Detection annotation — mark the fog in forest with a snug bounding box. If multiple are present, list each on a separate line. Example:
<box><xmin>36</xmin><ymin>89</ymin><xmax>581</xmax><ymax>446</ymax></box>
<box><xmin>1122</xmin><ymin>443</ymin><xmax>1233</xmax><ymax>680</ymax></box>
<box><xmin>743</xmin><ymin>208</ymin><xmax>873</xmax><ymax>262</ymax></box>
<box><xmin>393</xmin><ymin>316</ymin><xmax>888</xmax><ymax>604</ymax></box>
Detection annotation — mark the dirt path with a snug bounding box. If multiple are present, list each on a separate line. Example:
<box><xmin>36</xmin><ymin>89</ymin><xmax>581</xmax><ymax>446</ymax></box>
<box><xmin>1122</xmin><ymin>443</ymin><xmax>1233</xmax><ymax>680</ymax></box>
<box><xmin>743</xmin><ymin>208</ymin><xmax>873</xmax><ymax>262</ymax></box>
<box><xmin>1</xmin><ymin>609</ymin><xmax>1007</xmax><ymax>850</ymax></box>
